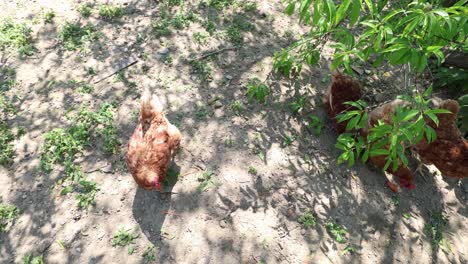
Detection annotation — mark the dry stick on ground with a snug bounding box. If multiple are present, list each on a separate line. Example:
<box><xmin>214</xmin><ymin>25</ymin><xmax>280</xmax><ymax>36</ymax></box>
<box><xmin>187</xmin><ymin>46</ymin><xmax>237</xmax><ymax>62</ymax></box>
<box><xmin>93</xmin><ymin>59</ymin><xmax>139</xmax><ymax>84</ymax></box>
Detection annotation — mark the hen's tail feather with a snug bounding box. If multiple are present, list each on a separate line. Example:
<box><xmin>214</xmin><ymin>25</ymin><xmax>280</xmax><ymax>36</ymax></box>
<box><xmin>140</xmin><ymin>89</ymin><xmax>164</xmax><ymax>120</ymax></box>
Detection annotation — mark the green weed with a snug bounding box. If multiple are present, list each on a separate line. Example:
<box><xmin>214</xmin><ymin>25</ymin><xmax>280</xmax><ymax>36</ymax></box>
<box><xmin>307</xmin><ymin>115</ymin><xmax>323</xmax><ymax>136</ymax></box>
<box><xmin>230</xmin><ymin>100</ymin><xmax>244</xmax><ymax>114</ymax></box>
<box><xmin>197</xmin><ymin>170</ymin><xmax>215</xmax><ymax>192</ymax></box>
<box><xmin>21</xmin><ymin>253</ymin><xmax>44</xmax><ymax>264</ymax></box>
<box><xmin>42</xmin><ymin>9</ymin><xmax>56</xmax><ymax>24</ymax></box>
<box><xmin>258</xmin><ymin>151</ymin><xmax>266</xmax><ymax>162</ymax></box>
<box><xmin>290</xmin><ymin>96</ymin><xmax>305</xmax><ymax>114</ymax></box>
<box><xmin>225</xmin><ymin>25</ymin><xmax>243</xmax><ymax>46</ymax></box>
<box><xmin>76</xmin><ymin>180</ymin><xmax>97</xmax><ymax>209</ymax></box>
<box><xmin>86</xmin><ymin>67</ymin><xmax>96</xmax><ymax>75</ymax></box>
<box><xmin>193</xmin><ymin>32</ymin><xmax>210</xmax><ymax>45</ymax></box>
<box><xmin>325</xmin><ymin>220</ymin><xmax>347</xmax><ymax>243</ymax></box>
<box><xmin>282</xmin><ymin>135</ymin><xmax>295</xmax><ymax>146</ymax></box>
<box><xmin>77</xmin><ymin>83</ymin><xmax>93</xmax><ymax>94</ymax></box>
<box><xmin>190</xmin><ymin>61</ymin><xmax>212</xmax><ymax>81</ymax></box>
<box><xmin>0</xmin><ymin>121</ymin><xmax>15</xmax><ymax>166</ymax></box>
<box><xmin>246</xmin><ymin>78</ymin><xmax>270</xmax><ymax>104</ymax></box>
<box><xmin>203</xmin><ymin>19</ymin><xmax>216</xmax><ymax>35</ymax></box>
<box><xmin>340</xmin><ymin>244</ymin><xmax>357</xmax><ymax>256</ymax></box>
<box><xmin>0</xmin><ymin>203</ymin><xmax>20</xmax><ymax>232</ymax></box>
<box><xmin>112</xmin><ymin>227</ymin><xmax>140</xmax><ymax>251</ymax></box>
<box><xmin>248</xmin><ymin>166</ymin><xmax>257</xmax><ymax>175</ymax></box>
<box><xmin>425</xmin><ymin>212</ymin><xmax>452</xmax><ymax>253</ymax></box>
<box><xmin>58</xmin><ymin>21</ymin><xmax>101</xmax><ymax>51</ymax></box>
<box><xmin>99</xmin><ymin>5</ymin><xmax>124</xmax><ymax>20</ymax></box>
<box><xmin>0</xmin><ymin>19</ymin><xmax>35</xmax><ymax>56</ymax></box>
<box><xmin>142</xmin><ymin>245</ymin><xmax>157</xmax><ymax>263</ymax></box>
<box><xmin>208</xmin><ymin>0</ymin><xmax>233</xmax><ymax>9</ymax></box>
<box><xmin>298</xmin><ymin>210</ymin><xmax>316</xmax><ymax>229</ymax></box>
<box><xmin>77</xmin><ymin>3</ymin><xmax>93</xmax><ymax>17</ymax></box>
<box><xmin>195</xmin><ymin>105</ymin><xmax>209</xmax><ymax>120</ymax></box>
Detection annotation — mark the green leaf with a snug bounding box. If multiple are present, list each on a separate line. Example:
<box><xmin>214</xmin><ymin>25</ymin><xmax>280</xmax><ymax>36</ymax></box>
<box><xmin>363</xmin><ymin>0</ymin><xmax>375</xmax><ymax>16</ymax></box>
<box><xmin>425</xmin><ymin>126</ymin><xmax>437</xmax><ymax>143</ymax></box>
<box><xmin>346</xmin><ymin>115</ymin><xmax>361</xmax><ymax>131</ymax></box>
<box><xmin>336</xmin><ymin>0</ymin><xmax>351</xmax><ymax>25</ymax></box>
<box><xmin>370</xmin><ymin>148</ymin><xmax>389</xmax><ymax>156</ymax></box>
<box><xmin>383</xmin><ymin>9</ymin><xmax>404</xmax><ymax>22</ymax></box>
<box><xmin>423</xmin><ymin>84</ymin><xmax>433</xmax><ymax>97</ymax></box>
<box><xmin>348</xmin><ymin>151</ymin><xmax>355</xmax><ymax>167</ymax></box>
<box><xmin>349</xmin><ymin>0</ymin><xmax>361</xmax><ymax>26</ymax></box>
<box><xmin>362</xmin><ymin>149</ymin><xmax>369</xmax><ymax>162</ymax></box>
<box><xmin>285</xmin><ymin>1</ymin><xmax>296</xmax><ymax>16</ymax></box>
<box><xmin>312</xmin><ymin>0</ymin><xmax>321</xmax><ymax>25</ymax></box>
<box><xmin>60</xmin><ymin>186</ymin><xmax>73</xmax><ymax>195</ymax></box>
<box><xmin>401</xmin><ymin>110</ymin><xmax>419</xmax><ymax>122</ymax></box>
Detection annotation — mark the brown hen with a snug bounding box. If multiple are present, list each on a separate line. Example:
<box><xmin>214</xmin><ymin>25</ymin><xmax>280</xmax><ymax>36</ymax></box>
<box><xmin>415</xmin><ymin>100</ymin><xmax>468</xmax><ymax>178</ymax></box>
<box><xmin>127</xmin><ymin>90</ymin><xmax>181</xmax><ymax>190</ymax></box>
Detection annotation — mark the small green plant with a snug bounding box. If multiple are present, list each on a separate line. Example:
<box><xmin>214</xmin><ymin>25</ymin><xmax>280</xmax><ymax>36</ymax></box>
<box><xmin>246</xmin><ymin>78</ymin><xmax>270</xmax><ymax>104</ymax></box>
<box><xmin>0</xmin><ymin>19</ymin><xmax>35</xmax><ymax>56</ymax></box>
<box><xmin>225</xmin><ymin>25</ymin><xmax>243</xmax><ymax>46</ymax></box>
<box><xmin>290</xmin><ymin>96</ymin><xmax>305</xmax><ymax>114</ymax></box>
<box><xmin>197</xmin><ymin>170</ymin><xmax>215</xmax><ymax>192</ymax></box>
<box><xmin>425</xmin><ymin>212</ymin><xmax>452</xmax><ymax>253</ymax></box>
<box><xmin>21</xmin><ymin>253</ymin><xmax>44</xmax><ymax>264</ymax></box>
<box><xmin>402</xmin><ymin>212</ymin><xmax>412</xmax><ymax>219</ymax></box>
<box><xmin>282</xmin><ymin>135</ymin><xmax>296</xmax><ymax>146</ymax></box>
<box><xmin>42</xmin><ymin>9</ymin><xmax>56</xmax><ymax>23</ymax></box>
<box><xmin>0</xmin><ymin>203</ymin><xmax>20</xmax><ymax>232</ymax></box>
<box><xmin>190</xmin><ymin>61</ymin><xmax>213</xmax><ymax>81</ymax></box>
<box><xmin>193</xmin><ymin>32</ymin><xmax>210</xmax><ymax>45</ymax></box>
<box><xmin>340</xmin><ymin>244</ymin><xmax>357</xmax><ymax>256</ymax></box>
<box><xmin>112</xmin><ymin>227</ymin><xmax>140</xmax><ymax>253</ymax></box>
<box><xmin>58</xmin><ymin>21</ymin><xmax>101</xmax><ymax>51</ymax></box>
<box><xmin>458</xmin><ymin>94</ymin><xmax>468</xmax><ymax>135</ymax></box>
<box><xmin>203</xmin><ymin>19</ymin><xmax>216</xmax><ymax>35</ymax></box>
<box><xmin>230</xmin><ymin>100</ymin><xmax>244</xmax><ymax>114</ymax></box>
<box><xmin>298</xmin><ymin>210</ymin><xmax>316</xmax><ymax>229</ymax></box>
<box><xmin>77</xmin><ymin>3</ymin><xmax>93</xmax><ymax>17</ymax></box>
<box><xmin>258</xmin><ymin>151</ymin><xmax>266</xmax><ymax>162</ymax></box>
<box><xmin>77</xmin><ymin>83</ymin><xmax>93</xmax><ymax>94</ymax></box>
<box><xmin>86</xmin><ymin>67</ymin><xmax>96</xmax><ymax>75</ymax></box>
<box><xmin>248</xmin><ymin>166</ymin><xmax>257</xmax><ymax>175</ymax></box>
<box><xmin>0</xmin><ymin>121</ymin><xmax>15</xmax><ymax>166</ymax></box>
<box><xmin>325</xmin><ymin>220</ymin><xmax>347</xmax><ymax>243</ymax></box>
<box><xmin>195</xmin><ymin>105</ymin><xmax>209</xmax><ymax>120</ymax></box>
<box><xmin>142</xmin><ymin>245</ymin><xmax>157</xmax><ymax>263</ymax></box>
<box><xmin>171</xmin><ymin>11</ymin><xmax>197</xmax><ymax>29</ymax></box>
<box><xmin>243</xmin><ymin>1</ymin><xmax>257</xmax><ymax>12</ymax></box>
<box><xmin>99</xmin><ymin>5</ymin><xmax>124</xmax><ymax>20</ymax></box>
<box><xmin>76</xmin><ymin>180</ymin><xmax>97</xmax><ymax>209</ymax></box>
<box><xmin>307</xmin><ymin>115</ymin><xmax>323</xmax><ymax>136</ymax></box>
<box><xmin>392</xmin><ymin>196</ymin><xmax>400</xmax><ymax>206</ymax></box>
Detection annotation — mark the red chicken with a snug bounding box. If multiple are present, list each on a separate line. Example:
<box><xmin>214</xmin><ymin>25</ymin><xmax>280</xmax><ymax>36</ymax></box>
<box><xmin>127</xmin><ymin>90</ymin><xmax>181</xmax><ymax>190</ymax></box>
<box><xmin>415</xmin><ymin>99</ymin><xmax>468</xmax><ymax>178</ymax></box>
<box><xmin>323</xmin><ymin>72</ymin><xmax>362</xmax><ymax>134</ymax></box>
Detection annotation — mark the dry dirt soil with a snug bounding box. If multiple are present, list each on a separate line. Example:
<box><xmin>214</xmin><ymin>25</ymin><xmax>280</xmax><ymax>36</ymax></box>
<box><xmin>0</xmin><ymin>0</ymin><xmax>467</xmax><ymax>263</ymax></box>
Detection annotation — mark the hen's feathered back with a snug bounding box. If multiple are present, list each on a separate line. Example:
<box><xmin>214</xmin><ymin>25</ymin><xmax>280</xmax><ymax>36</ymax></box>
<box><xmin>323</xmin><ymin>72</ymin><xmax>362</xmax><ymax>134</ymax></box>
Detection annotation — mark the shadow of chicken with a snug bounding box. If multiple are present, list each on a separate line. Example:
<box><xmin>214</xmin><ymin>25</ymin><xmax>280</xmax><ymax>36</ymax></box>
<box><xmin>127</xmin><ymin>90</ymin><xmax>181</xmax><ymax>190</ymax></box>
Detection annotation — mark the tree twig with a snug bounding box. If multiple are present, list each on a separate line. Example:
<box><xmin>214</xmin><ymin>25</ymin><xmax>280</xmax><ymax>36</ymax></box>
<box><xmin>93</xmin><ymin>59</ymin><xmax>139</xmax><ymax>84</ymax></box>
<box><xmin>187</xmin><ymin>47</ymin><xmax>237</xmax><ymax>62</ymax></box>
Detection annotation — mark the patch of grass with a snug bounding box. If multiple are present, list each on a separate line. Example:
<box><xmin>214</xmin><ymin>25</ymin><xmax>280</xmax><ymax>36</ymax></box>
<box><xmin>77</xmin><ymin>3</ymin><xmax>93</xmax><ymax>18</ymax></box>
<box><xmin>190</xmin><ymin>61</ymin><xmax>213</xmax><ymax>81</ymax></box>
<box><xmin>0</xmin><ymin>121</ymin><xmax>15</xmax><ymax>166</ymax></box>
<box><xmin>247</xmin><ymin>78</ymin><xmax>270</xmax><ymax>104</ymax></box>
<box><xmin>195</xmin><ymin>105</ymin><xmax>209</xmax><ymax>120</ymax></box>
<box><xmin>142</xmin><ymin>245</ymin><xmax>157</xmax><ymax>263</ymax></box>
<box><xmin>0</xmin><ymin>203</ymin><xmax>20</xmax><ymax>232</ymax></box>
<box><xmin>230</xmin><ymin>100</ymin><xmax>244</xmax><ymax>114</ymax></box>
<box><xmin>392</xmin><ymin>196</ymin><xmax>400</xmax><ymax>206</ymax></box>
<box><xmin>224</xmin><ymin>136</ymin><xmax>234</xmax><ymax>147</ymax></box>
<box><xmin>86</xmin><ymin>67</ymin><xmax>96</xmax><ymax>75</ymax></box>
<box><xmin>152</xmin><ymin>8</ymin><xmax>197</xmax><ymax>38</ymax></box>
<box><xmin>197</xmin><ymin>170</ymin><xmax>215</xmax><ymax>192</ymax></box>
<box><xmin>290</xmin><ymin>96</ymin><xmax>305</xmax><ymax>114</ymax></box>
<box><xmin>0</xmin><ymin>95</ymin><xmax>16</xmax><ymax>114</ymax></box>
<box><xmin>58</xmin><ymin>21</ymin><xmax>101</xmax><ymax>51</ymax></box>
<box><xmin>0</xmin><ymin>19</ymin><xmax>35</xmax><ymax>56</ymax></box>
<box><xmin>248</xmin><ymin>166</ymin><xmax>257</xmax><ymax>175</ymax></box>
<box><xmin>203</xmin><ymin>19</ymin><xmax>216</xmax><ymax>35</ymax></box>
<box><xmin>193</xmin><ymin>32</ymin><xmax>210</xmax><ymax>45</ymax></box>
<box><xmin>225</xmin><ymin>25</ymin><xmax>243</xmax><ymax>46</ymax></box>
<box><xmin>99</xmin><ymin>5</ymin><xmax>124</xmax><ymax>20</ymax></box>
<box><xmin>208</xmin><ymin>0</ymin><xmax>233</xmax><ymax>9</ymax></box>
<box><xmin>21</xmin><ymin>253</ymin><xmax>44</xmax><ymax>264</ymax></box>
<box><xmin>171</xmin><ymin>11</ymin><xmax>197</xmax><ymax>29</ymax></box>
<box><xmin>242</xmin><ymin>1</ymin><xmax>257</xmax><ymax>12</ymax></box>
<box><xmin>298</xmin><ymin>210</ymin><xmax>316</xmax><ymax>229</ymax></box>
<box><xmin>425</xmin><ymin>212</ymin><xmax>452</xmax><ymax>253</ymax></box>
<box><xmin>112</xmin><ymin>227</ymin><xmax>140</xmax><ymax>254</ymax></box>
<box><xmin>307</xmin><ymin>115</ymin><xmax>323</xmax><ymax>136</ymax></box>
<box><xmin>325</xmin><ymin>220</ymin><xmax>347</xmax><ymax>243</ymax></box>
<box><xmin>42</xmin><ymin>9</ymin><xmax>56</xmax><ymax>24</ymax></box>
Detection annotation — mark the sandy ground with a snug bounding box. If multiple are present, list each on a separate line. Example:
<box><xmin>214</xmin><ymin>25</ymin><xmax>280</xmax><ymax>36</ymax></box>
<box><xmin>1</xmin><ymin>0</ymin><xmax>467</xmax><ymax>263</ymax></box>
